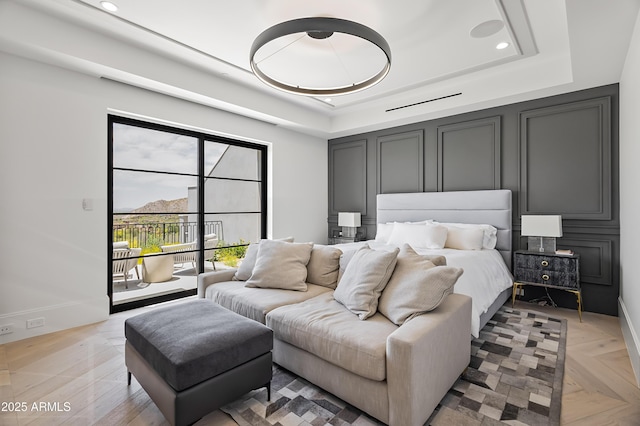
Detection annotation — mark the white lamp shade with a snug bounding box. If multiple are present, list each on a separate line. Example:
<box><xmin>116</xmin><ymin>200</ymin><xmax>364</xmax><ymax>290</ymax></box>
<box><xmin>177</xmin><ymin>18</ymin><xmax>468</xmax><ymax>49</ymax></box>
<box><xmin>521</xmin><ymin>215</ymin><xmax>563</xmax><ymax>237</ymax></box>
<box><xmin>338</xmin><ymin>212</ymin><xmax>361</xmax><ymax>227</ymax></box>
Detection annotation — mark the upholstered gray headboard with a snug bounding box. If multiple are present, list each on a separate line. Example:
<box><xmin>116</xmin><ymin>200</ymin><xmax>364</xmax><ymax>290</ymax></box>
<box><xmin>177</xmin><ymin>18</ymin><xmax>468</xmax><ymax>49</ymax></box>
<box><xmin>376</xmin><ymin>190</ymin><xmax>512</xmax><ymax>268</ymax></box>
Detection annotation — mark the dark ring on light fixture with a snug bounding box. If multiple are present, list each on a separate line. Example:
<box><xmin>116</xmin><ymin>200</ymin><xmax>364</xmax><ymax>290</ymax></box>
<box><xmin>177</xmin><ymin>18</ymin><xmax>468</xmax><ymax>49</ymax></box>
<box><xmin>250</xmin><ymin>17</ymin><xmax>391</xmax><ymax>96</ymax></box>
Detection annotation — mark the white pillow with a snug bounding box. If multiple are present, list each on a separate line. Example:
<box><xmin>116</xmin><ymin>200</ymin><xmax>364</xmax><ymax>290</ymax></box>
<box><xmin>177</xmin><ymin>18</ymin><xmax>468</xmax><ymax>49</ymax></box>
<box><xmin>375</xmin><ymin>223</ymin><xmax>395</xmax><ymax>243</ymax></box>
<box><xmin>334</xmin><ymin>245</ymin><xmax>400</xmax><ymax>320</ymax></box>
<box><xmin>245</xmin><ymin>240</ymin><xmax>313</xmax><ymax>291</ymax></box>
<box><xmin>387</xmin><ymin>222</ymin><xmax>448</xmax><ymax>249</ymax></box>
<box><xmin>235</xmin><ymin>236</ymin><xmax>294</xmax><ymax>281</ymax></box>
<box><xmin>444</xmin><ymin>226</ymin><xmax>484</xmax><ymax>250</ymax></box>
<box><xmin>439</xmin><ymin>222</ymin><xmax>498</xmax><ymax>249</ymax></box>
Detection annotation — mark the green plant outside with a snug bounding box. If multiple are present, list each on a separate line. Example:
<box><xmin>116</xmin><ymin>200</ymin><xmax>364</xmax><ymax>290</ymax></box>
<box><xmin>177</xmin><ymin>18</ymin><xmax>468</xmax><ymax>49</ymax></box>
<box><xmin>214</xmin><ymin>240</ymin><xmax>249</xmax><ymax>267</ymax></box>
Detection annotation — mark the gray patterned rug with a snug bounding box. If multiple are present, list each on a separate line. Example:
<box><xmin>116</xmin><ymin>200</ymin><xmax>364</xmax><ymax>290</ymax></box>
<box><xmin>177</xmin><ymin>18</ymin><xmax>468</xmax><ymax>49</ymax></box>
<box><xmin>221</xmin><ymin>305</ymin><xmax>567</xmax><ymax>426</ymax></box>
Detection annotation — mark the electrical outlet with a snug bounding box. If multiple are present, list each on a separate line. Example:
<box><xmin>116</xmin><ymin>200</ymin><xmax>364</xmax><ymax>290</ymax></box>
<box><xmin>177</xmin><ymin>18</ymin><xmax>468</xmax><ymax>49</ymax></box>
<box><xmin>26</xmin><ymin>317</ymin><xmax>45</xmax><ymax>329</ymax></box>
<box><xmin>0</xmin><ymin>324</ymin><xmax>14</xmax><ymax>335</ymax></box>
<box><xmin>518</xmin><ymin>288</ymin><xmax>525</xmax><ymax>296</ymax></box>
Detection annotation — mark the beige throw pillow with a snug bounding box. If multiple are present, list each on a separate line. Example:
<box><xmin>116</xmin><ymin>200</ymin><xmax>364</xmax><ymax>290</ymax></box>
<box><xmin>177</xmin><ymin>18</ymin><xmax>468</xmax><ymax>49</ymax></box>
<box><xmin>333</xmin><ymin>245</ymin><xmax>399</xmax><ymax>320</ymax></box>
<box><xmin>306</xmin><ymin>245</ymin><xmax>342</xmax><ymax>289</ymax></box>
<box><xmin>378</xmin><ymin>244</ymin><xmax>463</xmax><ymax>325</ymax></box>
<box><xmin>245</xmin><ymin>239</ymin><xmax>313</xmax><ymax>291</ymax></box>
<box><xmin>234</xmin><ymin>237</ymin><xmax>294</xmax><ymax>281</ymax></box>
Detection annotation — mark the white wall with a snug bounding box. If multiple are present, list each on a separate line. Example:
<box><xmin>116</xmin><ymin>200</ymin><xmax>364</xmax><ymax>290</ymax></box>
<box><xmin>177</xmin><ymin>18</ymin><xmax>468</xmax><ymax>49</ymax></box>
<box><xmin>619</xmin><ymin>9</ymin><xmax>640</xmax><ymax>387</ymax></box>
<box><xmin>0</xmin><ymin>52</ymin><xmax>328</xmax><ymax>344</ymax></box>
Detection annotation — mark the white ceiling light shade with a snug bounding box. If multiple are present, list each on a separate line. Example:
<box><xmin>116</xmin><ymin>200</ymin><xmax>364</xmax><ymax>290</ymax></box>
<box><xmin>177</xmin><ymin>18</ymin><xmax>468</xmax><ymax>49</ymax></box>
<box><xmin>250</xmin><ymin>17</ymin><xmax>392</xmax><ymax>96</ymax></box>
<box><xmin>100</xmin><ymin>1</ymin><xmax>118</xmax><ymax>12</ymax></box>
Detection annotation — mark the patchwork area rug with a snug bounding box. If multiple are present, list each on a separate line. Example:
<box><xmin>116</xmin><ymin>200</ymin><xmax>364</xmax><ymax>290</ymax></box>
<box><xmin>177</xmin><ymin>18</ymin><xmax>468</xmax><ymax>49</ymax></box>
<box><xmin>221</xmin><ymin>305</ymin><xmax>567</xmax><ymax>426</ymax></box>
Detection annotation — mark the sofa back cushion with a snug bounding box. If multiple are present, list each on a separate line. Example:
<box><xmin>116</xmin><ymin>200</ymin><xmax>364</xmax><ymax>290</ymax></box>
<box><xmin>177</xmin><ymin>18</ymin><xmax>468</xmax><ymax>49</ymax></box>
<box><xmin>245</xmin><ymin>240</ymin><xmax>313</xmax><ymax>291</ymax></box>
<box><xmin>378</xmin><ymin>244</ymin><xmax>464</xmax><ymax>325</ymax></box>
<box><xmin>235</xmin><ymin>237</ymin><xmax>294</xmax><ymax>281</ymax></box>
<box><xmin>334</xmin><ymin>245</ymin><xmax>399</xmax><ymax>320</ymax></box>
<box><xmin>306</xmin><ymin>245</ymin><xmax>342</xmax><ymax>289</ymax></box>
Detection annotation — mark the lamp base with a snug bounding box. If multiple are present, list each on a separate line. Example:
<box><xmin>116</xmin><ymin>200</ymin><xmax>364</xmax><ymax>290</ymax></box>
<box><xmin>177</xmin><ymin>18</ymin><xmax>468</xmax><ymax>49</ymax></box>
<box><xmin>342</xmin><ymin>226</ymin><xmax>357</xmax><ymax>238</ymax></box>
<box><xmin>527</xmin><ymin>236</ymin><xmax>557</xmax><ymax>253</ymax></box>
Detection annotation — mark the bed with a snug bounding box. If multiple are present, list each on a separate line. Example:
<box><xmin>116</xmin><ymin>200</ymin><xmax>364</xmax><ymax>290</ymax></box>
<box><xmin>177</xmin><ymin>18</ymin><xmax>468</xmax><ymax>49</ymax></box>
<box><xmin>334</xmin><ymin>189</ymin><xmax>513</xmax><ymax>337</ymax></box>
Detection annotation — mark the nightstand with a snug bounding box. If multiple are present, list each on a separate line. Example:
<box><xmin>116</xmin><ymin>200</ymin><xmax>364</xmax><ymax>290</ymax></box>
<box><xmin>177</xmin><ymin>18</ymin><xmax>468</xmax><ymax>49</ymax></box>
<box><xmin>328</xmin><ymin>236</ymin><xmax>356</xmax><ymax>245</ymax></box>
<box><xmin>512</xmin><ymin>250</ymin><xmax>582</xmax><ymax>321</ymax></box>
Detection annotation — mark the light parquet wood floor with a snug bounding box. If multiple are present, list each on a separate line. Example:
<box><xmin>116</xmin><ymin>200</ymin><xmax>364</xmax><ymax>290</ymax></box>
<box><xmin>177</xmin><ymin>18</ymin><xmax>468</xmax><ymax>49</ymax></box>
<box><xmin>1</xmin><ymin>297</ymin><xmax>638</xmax><ymax>425</ymax></box>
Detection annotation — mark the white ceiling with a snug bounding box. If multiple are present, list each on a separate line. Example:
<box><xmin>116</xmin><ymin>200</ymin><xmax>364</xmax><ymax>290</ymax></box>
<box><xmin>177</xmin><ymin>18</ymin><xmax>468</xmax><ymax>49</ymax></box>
<box><xmin>2</xmin><ymin>0</ymin><xmax>639</xmax><ymax>138</ymax></box>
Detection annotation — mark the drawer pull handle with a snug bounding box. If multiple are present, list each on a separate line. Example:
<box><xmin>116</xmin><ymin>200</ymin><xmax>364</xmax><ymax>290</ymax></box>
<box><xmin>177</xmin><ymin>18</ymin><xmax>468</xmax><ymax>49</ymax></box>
<box><xmin>542</xmin><ymin>274</ymin><xmax>550</xmax><ymax>281</ymax></box>
<box><xmin>541</xmin><ymin>260</ymin><xmax>549</xmax><ymax>267</ymax></box>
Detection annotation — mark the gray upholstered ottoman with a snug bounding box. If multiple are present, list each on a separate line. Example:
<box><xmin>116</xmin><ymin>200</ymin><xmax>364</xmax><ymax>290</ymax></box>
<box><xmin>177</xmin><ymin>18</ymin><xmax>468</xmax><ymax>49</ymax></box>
<box><xmin>124</xmin><ymin>299</ymin><xmax>273</xmax><ymax>426</ymax></box>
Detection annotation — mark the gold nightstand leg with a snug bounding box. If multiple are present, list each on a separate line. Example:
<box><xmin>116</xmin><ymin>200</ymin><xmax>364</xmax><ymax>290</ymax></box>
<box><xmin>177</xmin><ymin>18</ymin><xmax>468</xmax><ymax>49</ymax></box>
<box><xmin>567</xmin><ymin>289</ymin><xmax>583</xmax><ymax>322</ymax></box>
<box><xmin>512</xmin><ymin>283</ymin><xmax>521</xmax><ymax>307</ymax></box>
<box><xmin>576</xmin><ymin>290</ymin><xmax>582</xmax><ymax>322</ymax></box>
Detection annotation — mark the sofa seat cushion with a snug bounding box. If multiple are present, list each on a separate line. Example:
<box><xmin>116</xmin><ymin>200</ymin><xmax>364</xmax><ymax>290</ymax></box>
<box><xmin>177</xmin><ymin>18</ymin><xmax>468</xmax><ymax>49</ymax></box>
<box><xmin>204</xmin><ymin>280</ymin><xmax>332</xmax><ymax>324</ymax></box>
<box><xmin>266</xmin><ymin>292</ymin><xmax>398</xmax><ymax>381</ymax></box>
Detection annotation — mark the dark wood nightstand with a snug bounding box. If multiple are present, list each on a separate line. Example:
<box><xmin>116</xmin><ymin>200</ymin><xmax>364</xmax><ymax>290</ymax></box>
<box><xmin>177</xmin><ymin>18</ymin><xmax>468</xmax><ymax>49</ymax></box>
<box><xmin>328</xmin><ymin>236</ymin><xmax>357</xmax><ymax>245</ymax></box>
<box><xmin>512</xmin><ymin>250</ymin><xmax>582</xmax><ymax>321</ymax></box>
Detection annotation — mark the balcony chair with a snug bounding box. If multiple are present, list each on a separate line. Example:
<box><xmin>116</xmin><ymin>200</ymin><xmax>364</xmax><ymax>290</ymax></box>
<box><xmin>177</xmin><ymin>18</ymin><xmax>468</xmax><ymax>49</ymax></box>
<box><xmin>160</xmin><ymin>234</ymin><xmax>218</xmax><ymax>270</ymax></box>
<box><xmin>112</xmin><ymin>244</ymin><xmax>141</xmax><ymax>284</ymax></box>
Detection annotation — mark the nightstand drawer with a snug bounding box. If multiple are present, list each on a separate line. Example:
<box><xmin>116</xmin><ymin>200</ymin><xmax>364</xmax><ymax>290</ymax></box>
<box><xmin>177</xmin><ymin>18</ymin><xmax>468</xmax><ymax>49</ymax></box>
<box><xmin>514</xmin><ymin>253</ymin><xmax>576</xmax><ymax>273</ymax></box>
<box><xmin>514</xmin><ymin>268</ymin><xmax>579</xmax><ymax>289</ymax></box>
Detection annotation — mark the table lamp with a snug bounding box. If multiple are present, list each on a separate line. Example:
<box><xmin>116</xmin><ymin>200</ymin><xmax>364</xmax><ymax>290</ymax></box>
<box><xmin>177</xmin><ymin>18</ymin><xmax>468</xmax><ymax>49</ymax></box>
<box><xmin>521</xmin><ymin>215</ymin><xmax>563</xmax><ymax>252</ymax></box>
<box><xmin>338</xmin><ymin>212</ymin><xmax>361</xmax><ymax>239</ymax></box>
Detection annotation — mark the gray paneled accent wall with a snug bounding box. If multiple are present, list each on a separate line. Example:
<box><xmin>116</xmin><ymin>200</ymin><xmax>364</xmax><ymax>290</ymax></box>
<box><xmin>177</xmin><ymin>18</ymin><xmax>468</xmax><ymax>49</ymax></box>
<box><xmin>328</xmin><ymin>84</ymin><xmax>619</xmax><ymax>316</ymax></box>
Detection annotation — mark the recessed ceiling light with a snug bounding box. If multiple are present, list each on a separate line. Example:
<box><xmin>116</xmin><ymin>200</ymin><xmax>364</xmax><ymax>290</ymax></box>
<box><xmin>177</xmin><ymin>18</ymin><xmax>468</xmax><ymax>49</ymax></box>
<box><xmin>496</xmin><ymin>42</ymin><xmax>510</xmax><ymax>50</ymax></box>
<box><xmin>324</xmin><ymin>98</ymin><xmax>332</xmax><ymax>103</ymax></box>
<box><xmin>100</xmin><ymin>1</ymin><xmax>118</xmax><ymax>12</ymax></box>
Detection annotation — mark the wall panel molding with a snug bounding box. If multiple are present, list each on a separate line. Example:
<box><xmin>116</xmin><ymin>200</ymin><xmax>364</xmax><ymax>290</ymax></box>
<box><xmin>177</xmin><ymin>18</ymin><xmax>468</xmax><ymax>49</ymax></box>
<box><xmin>437</xmin><ymin>116</ymin><xmax>501</xmax><ymax>191</ymax></box>
<box><xmin>329</xmin><ymin>139</ymin><xmax>367</xmax><ymax>216</ymax></box>
<box><xmin>376</xmin><ymin>130</ymin><xmax>424</xmax><ymax>194</ymax></box>
<box><xmin>520</xmin><ymin>97</ymin><xmax>612</xmax><ymax>220</ymax></box>
<box><xmin>558</xmin><ymin>237</ymin><xmax>613</xmax><ymax>286</ymax></box>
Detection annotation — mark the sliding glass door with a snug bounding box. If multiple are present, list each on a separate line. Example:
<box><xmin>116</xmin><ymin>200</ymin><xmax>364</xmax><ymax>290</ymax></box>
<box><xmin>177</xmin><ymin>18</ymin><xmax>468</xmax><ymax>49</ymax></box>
<box><xmin>108</xmin><ymin>116</ymin><xmax>267</xmax><ymax>312</ymax></box>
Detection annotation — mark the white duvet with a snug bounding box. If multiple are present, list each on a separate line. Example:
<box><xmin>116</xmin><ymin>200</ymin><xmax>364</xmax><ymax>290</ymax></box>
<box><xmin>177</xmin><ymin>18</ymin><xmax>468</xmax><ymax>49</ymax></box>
<box><xmin>333</xmin><ymin>241</ymin><xmax>514</xmax><ymax>337</ymax></box>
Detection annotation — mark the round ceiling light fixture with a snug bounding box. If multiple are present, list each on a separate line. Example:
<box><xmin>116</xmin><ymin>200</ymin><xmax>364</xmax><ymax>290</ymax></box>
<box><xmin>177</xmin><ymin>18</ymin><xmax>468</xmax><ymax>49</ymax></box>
<box><xmin>250</xmin><ymin>17</ymin><xmax>391</xmax><ymax>96</ymax></box>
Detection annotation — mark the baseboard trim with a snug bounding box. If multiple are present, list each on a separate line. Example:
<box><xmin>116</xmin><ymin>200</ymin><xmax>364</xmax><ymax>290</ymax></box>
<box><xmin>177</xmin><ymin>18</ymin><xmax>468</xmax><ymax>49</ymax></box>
<box><xmin>618</xmin><ymin>297</ymin><xmax>640</xmax><ymax>388</ymax></box>
<box><xmin>0</xmin><ymin>296</ymin><xmax>109</xmax><ymax>344</ymax></box>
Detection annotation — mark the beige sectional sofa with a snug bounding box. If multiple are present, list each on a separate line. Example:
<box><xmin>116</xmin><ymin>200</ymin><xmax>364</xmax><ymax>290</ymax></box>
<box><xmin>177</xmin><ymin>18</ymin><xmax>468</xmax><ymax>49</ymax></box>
<box><xmin>197</xmin><ymin>241</ymin><xmax>472</xmax><ymax>426</ymax></box>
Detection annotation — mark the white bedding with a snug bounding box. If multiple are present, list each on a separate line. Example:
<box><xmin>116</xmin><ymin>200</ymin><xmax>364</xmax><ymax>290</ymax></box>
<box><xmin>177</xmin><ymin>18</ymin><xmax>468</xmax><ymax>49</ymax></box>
<box><xmin>334</xmin><ymin>241</ymin><xmax>513</xmax><ymax>337</ymax></box>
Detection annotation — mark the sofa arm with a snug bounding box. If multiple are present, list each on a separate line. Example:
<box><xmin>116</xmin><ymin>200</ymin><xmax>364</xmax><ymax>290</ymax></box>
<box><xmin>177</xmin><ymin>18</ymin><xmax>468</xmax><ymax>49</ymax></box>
<box><xmin>386</xmin><ymin>293</ymin><xmax>472</xmax><ymax>426</ymax></box>
<box><xmin>197</xmin><ymin>269</ymin><xmax>237</xmax><ymax>298</ymax></box>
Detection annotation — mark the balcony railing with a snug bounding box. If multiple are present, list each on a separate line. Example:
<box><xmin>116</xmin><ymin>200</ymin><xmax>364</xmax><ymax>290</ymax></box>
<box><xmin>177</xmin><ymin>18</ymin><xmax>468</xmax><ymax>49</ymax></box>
<box><xmin>113</xmin><ymin>220</ymin><xmax>223</xmax><ymax>248</ymax></box>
